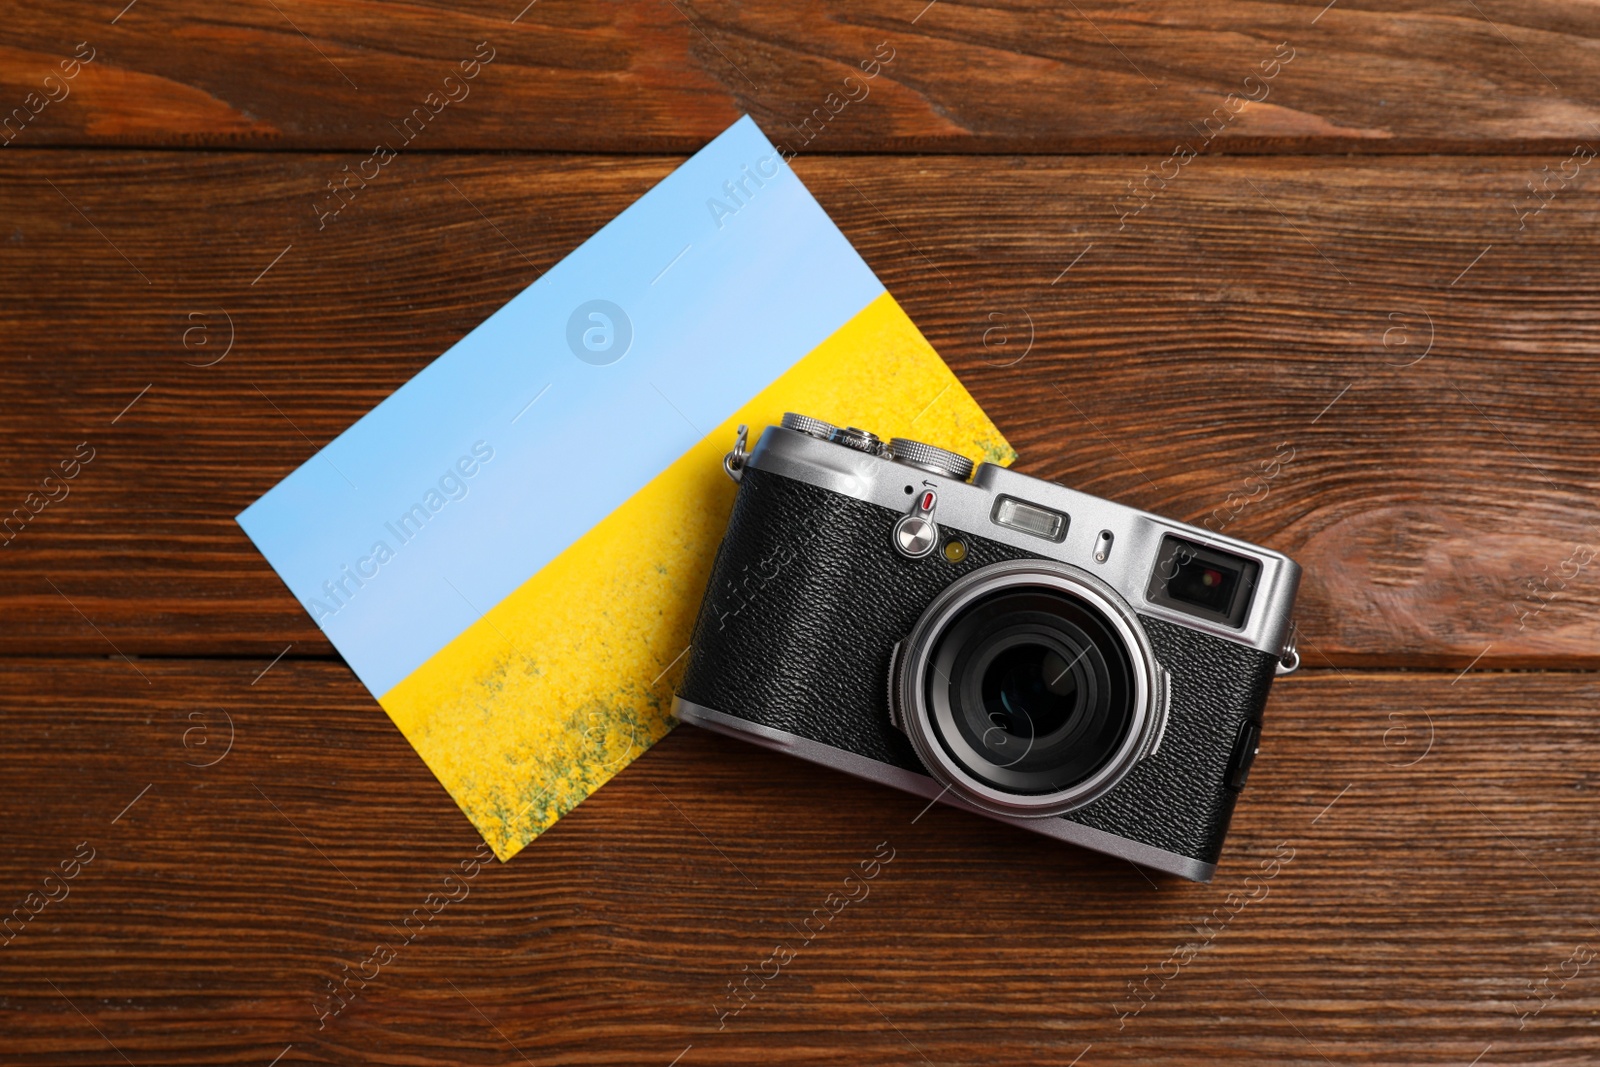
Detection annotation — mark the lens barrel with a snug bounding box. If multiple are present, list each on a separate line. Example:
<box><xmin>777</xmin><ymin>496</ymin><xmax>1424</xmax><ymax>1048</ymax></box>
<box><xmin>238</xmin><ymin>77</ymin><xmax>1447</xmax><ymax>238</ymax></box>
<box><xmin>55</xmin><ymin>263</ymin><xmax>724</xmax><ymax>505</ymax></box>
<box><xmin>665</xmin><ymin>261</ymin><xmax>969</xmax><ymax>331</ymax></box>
<box><xmin>892</xmin><ymin>560</ymin><xmax>1165</xmax><ymax>818</ymax></box>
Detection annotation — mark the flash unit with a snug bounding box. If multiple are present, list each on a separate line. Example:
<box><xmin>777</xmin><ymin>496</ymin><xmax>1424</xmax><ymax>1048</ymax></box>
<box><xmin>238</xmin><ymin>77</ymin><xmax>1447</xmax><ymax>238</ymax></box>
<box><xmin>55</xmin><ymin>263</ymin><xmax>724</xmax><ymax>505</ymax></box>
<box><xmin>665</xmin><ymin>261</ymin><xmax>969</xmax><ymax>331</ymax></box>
<box><xmin>991</xmin><ymin>495</ymin><xmax>1069</xmax><ymax>542</ymax></box>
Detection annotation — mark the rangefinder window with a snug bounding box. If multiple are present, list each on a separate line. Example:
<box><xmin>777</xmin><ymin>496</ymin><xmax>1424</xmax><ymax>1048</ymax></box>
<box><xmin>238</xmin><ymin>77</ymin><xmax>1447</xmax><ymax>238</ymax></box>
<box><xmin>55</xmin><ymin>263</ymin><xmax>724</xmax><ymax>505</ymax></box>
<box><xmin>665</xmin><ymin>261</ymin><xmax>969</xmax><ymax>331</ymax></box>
<box><xmin>1147</xmin><ymin>535</ymin><xmax>1260</xmax><ymax>629</ymax></box>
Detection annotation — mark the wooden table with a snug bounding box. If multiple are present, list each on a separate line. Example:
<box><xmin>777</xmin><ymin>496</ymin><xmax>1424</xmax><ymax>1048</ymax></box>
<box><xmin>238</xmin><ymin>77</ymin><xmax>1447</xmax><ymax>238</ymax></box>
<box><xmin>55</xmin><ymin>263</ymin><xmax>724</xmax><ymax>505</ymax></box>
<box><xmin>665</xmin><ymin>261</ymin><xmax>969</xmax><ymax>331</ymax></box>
<box><xmin>3</xmin><ymin>3</ymin><xmax>1598</xmax><ymax>1063</ymax></box>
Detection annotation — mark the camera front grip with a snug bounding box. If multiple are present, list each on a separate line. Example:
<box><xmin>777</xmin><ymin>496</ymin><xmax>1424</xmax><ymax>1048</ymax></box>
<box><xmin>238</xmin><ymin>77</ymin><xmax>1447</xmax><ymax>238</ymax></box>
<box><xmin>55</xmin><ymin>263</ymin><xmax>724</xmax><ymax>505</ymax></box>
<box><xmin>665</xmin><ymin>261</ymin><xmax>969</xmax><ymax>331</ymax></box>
<box><xmin>672</xmin><ymin>695</ymin><xmax>1219</xmax><ymax>883</ymax></box>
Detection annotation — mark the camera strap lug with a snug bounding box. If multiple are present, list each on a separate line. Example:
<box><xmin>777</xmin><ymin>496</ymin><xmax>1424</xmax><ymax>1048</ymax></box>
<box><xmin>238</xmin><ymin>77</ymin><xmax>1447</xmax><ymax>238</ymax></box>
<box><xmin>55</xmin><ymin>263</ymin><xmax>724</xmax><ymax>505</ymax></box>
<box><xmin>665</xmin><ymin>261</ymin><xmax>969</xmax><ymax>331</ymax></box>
<box><xmin>723</xmin><ymin>424</ymin><xmax>749</xmax><ymax>483</ymax></box>
<box><xmin>1275</xmin><ymin>620</ymin><xmax>1300</xmax><ymax>675</ymax></box>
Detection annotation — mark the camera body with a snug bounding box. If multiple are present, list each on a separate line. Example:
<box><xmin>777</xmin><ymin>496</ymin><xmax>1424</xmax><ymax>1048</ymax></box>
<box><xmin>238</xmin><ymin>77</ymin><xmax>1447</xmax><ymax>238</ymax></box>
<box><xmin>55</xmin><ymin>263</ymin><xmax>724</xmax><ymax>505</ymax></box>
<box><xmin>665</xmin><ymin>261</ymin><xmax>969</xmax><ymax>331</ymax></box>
<box><xmin>674</xmin><ymin>414</ymin><xmax>1301</xmax><ymax>881</ymax></box>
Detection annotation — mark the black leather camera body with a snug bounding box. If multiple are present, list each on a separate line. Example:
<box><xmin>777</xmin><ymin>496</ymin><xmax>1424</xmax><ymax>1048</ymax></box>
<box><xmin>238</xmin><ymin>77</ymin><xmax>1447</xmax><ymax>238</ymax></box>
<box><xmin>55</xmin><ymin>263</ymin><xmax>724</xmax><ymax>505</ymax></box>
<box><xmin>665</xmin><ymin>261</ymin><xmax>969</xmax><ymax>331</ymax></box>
<box><xmin>675</xmin><ymin>414</ymin><xmax>1301</xmax><ymax>881</ymax></box>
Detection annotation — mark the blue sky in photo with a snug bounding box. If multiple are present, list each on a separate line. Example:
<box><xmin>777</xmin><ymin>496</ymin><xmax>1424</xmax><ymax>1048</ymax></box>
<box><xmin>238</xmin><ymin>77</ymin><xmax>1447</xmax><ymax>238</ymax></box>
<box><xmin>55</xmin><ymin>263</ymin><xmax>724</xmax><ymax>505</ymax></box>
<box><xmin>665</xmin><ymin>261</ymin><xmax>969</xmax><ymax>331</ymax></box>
<box><xmin>237</xmin><ymin>116</ymin><xmax>885</xmax><ymax>695</ymax></box>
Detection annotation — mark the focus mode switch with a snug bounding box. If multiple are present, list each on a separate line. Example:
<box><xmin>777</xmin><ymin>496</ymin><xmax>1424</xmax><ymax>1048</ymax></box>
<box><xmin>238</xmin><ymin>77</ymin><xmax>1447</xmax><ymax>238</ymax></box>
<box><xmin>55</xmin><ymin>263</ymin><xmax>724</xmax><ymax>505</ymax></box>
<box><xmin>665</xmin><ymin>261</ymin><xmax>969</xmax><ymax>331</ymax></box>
<box><xmin>1226</xmin><ymin>720</ymin><xmax>1262</xmax><ymax>792</ymax></box>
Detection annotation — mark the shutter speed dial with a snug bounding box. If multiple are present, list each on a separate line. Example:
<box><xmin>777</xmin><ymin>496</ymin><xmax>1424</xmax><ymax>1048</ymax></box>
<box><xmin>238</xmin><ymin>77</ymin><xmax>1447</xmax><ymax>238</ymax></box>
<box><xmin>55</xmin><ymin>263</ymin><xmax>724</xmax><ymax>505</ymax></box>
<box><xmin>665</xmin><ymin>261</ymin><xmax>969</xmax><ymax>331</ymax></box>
<box><xmin>889</xmin><ymin>438</ymin><xmax>976</xmax><ymax>482</ymax></box>
<box><xmin>781</xmin><ymin>412</ymin><xmax>839</xmax><ymax>440</ymax></box>
<box><xmin>778</xmin><ymin>415</ymin><xmax>974</xmax><ymax>480</ymax></box>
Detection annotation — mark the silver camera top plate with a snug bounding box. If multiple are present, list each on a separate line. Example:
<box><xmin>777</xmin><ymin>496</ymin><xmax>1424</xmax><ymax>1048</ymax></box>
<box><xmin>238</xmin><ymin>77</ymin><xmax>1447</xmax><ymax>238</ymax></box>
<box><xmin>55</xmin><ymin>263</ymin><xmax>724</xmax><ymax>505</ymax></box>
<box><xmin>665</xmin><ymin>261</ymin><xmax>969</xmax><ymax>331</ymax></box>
<box><xmin>744</xmin><ymin>425</ymin><xmax>1301</xmax><ymax>659</ymax></box>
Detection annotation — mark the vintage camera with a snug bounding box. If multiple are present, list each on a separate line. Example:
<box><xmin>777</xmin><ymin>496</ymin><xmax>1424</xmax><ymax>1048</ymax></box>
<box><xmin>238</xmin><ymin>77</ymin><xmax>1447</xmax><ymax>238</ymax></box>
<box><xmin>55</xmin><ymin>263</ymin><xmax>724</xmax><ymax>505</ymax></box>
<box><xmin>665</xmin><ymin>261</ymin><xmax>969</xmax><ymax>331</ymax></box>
<box><xmin>674</xmin><ymin>413</ymin><xmax>1301</xmax><ymax>881</ymax></box>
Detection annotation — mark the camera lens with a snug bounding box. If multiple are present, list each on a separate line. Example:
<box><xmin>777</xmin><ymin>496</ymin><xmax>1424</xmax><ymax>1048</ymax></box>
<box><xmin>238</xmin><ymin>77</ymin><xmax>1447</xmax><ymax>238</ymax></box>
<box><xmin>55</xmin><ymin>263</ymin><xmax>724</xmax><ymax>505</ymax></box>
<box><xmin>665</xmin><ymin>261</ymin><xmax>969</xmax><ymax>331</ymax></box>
<box><xmin>894</xmin><ymin>560</ymin><xmax>1163</xmax><ymax>818</ymax></box>
<box><xmin>985</xmin><ymin>644</ymin><xmax>1077</xmax><ymax>738</ymax></box>
<box><xmin>932</xmin><ymin>590</ymin><xmax>1134</xmax><ymax>795</ymax></box>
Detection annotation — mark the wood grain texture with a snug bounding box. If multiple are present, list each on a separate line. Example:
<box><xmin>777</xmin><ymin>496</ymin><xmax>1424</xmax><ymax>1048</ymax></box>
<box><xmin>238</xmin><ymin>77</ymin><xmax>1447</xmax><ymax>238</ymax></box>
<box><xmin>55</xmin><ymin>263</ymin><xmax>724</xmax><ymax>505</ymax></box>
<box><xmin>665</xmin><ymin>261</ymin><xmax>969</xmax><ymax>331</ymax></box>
<box><xmin>1</xmin><ymin>151</ymin><xmax>1596</xmax><ymax>666</ymax></box>
<box><xmin>0</xmin><ymin>660</ymin><xmax>1596</xmax><ymax>1065</ymax></box>
<box><xmin>4</xmin><ymin>6</ymin><xmax>1599</xmax><ymax>1062</ymax></box>
<box><xmin>1</xmin><ymin>1</ymin><xmax>1599</xmax><ymax>153</ymax></box>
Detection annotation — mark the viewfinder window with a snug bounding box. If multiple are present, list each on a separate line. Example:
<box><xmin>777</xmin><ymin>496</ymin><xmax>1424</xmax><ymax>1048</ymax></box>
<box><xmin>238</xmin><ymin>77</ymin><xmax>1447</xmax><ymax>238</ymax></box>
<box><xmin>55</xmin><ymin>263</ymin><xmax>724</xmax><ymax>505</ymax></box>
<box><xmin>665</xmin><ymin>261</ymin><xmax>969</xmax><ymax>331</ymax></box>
<box><xmin>1146</xmin><ymin>535</ymin><xmax>1260</xmax><ymax>628</ymax></box>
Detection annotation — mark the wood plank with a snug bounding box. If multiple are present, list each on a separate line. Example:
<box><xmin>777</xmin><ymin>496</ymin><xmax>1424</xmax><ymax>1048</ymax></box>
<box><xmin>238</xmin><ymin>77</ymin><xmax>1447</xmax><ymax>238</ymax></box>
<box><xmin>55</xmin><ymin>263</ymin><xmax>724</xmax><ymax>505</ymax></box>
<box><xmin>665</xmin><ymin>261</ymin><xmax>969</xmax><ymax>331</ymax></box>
<box><xmin>2</xmin><ymin>151</ymin><xmax>1595</xmax><ymax>666</ymax></box>
<box><xmin>2</xmin><ymin>1</ymin><xmax>1600</xmax><ymax>153</ymax></box>
<box><xmin>0</xmin><ymin>660</ymin><xmax>1596</xmax><ymax>1064</ymax></box>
